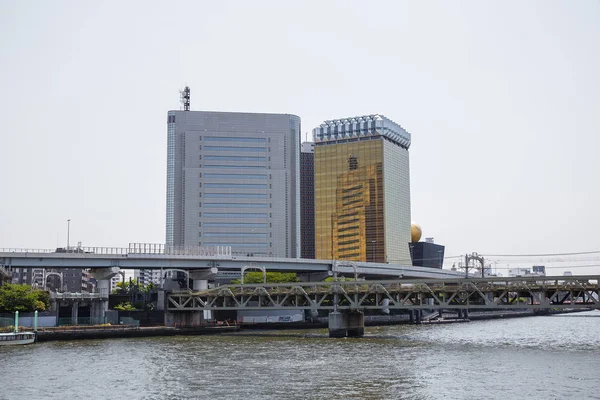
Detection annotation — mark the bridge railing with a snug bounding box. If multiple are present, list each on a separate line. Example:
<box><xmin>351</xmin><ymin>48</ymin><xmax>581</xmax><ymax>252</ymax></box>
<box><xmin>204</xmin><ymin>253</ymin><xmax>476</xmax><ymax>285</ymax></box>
<box><xmin>0</xmin><ymin>243</ymin><xmax>233</xmax><ymax>258</ymax></box>
<box><xmin>0</xmin><ymin>248</ymin><xmax>56</xmax><ymax>254</ymax></box>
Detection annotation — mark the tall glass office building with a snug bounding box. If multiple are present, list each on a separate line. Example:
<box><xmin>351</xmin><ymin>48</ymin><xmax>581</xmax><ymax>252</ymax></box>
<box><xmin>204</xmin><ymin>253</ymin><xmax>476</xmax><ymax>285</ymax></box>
<box><xmin>166</xmin><ymin>111</ymin><xmax>301</xmax><ymax>258</ymax></box>
<box><xmin>313</xmin><ymin>114</ymin><xmax>412</xmax><ymax>264</ymax></box>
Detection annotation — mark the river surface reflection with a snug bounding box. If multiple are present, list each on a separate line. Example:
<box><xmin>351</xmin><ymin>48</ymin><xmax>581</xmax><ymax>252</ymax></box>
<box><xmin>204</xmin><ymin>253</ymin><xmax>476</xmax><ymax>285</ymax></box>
<box><xmin>1</xmin><ymin>311</ymin><xmax>599</xmax><ymax>399</ymax></box>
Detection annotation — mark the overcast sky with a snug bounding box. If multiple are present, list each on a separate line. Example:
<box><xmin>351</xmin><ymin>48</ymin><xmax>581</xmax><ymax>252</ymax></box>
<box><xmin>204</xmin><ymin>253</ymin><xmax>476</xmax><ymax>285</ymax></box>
<box><xmin>1</xmin><ymin>1</ymin><xmax>598</xmax><ymax>274</ymax></box>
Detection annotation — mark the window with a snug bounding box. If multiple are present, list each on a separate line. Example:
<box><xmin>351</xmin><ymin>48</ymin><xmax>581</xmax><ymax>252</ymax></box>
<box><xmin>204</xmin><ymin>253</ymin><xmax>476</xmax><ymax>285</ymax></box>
<box><xmin>204</xmin><ymin>203</ymin><xmax>268</xmax><ymax>208</ymax></box>
<box><xmin>204</xmin><ymin>233</ymin><xmax>268</xmax><ymax>238</ymax></box>
<box><xmin>204</xmin><ymin>137</ymin><xmax>266</xmax><ymax>143</ymax></box>
<box><xmin>204</xmin><ymin>222</ymin><xmax>268</xmax><ymax>228</ymax></box>
<box><xmin>202</xmin><ymin>165</ymin><xmax>267</xmax><ymax>169</ymax></box>
<box><xmin>204</xmin><ymin>146</ymin><xmax>266</xmax><ymax>152</ymax></box>
<box><xmin>204</xmin><ymin>193</ymin><xmax>268</xmax><ymax>199</ymax></box>
<box><xmin>204</xmin><ymin>213</ymin><xmax>268</xmax><ymax>218</ymax></box>
<box><xmin>204</xmin><ymin>242</ymin><xmax>269</xmax><ymax>247</ymax></box>
<box><xmin>204</xmin><ymin>174</ymin><xmax>267</xmax><ymax>179</ymax></box>
<box><xmin>204</xmin><ymin>156</ymin><xmax>267</xmax><ymax>161</ymax></box>
<box><xmin>204</xmin><ymin>183</ymin><xmax>268</xmax><ymax>189</ymax></box>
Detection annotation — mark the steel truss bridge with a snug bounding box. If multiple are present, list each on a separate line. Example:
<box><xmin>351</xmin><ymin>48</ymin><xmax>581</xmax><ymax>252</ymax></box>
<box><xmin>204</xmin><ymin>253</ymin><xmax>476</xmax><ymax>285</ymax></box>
<box><xmin>167</xmin><ymin>275</ymin><xmax>600</xmax><ymax>312</ymax></box>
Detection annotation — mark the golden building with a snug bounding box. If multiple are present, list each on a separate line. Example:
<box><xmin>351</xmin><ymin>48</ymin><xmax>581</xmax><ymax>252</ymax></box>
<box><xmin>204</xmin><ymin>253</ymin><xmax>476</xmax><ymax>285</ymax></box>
<box><xmin>313</xmin><ymin>115</ymin><xmax>412</xmax><ymax>264</ymax></box>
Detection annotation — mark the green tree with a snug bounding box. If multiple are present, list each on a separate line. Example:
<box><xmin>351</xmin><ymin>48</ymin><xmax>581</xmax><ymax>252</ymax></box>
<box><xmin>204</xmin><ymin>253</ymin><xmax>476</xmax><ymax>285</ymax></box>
<box><xmin>113</xmin><ymin>301</ymin><xmax>137</xmax><ymax>311</ymax></box>
<box><xmin>0</xmin><ymin>284</ymin><xmax>50</xmax><ymax>312</ymax></box>
<box><xmin>231</xmin><ymin>272</ymin><xmax>299</xmax><ymax>284</ymax></box>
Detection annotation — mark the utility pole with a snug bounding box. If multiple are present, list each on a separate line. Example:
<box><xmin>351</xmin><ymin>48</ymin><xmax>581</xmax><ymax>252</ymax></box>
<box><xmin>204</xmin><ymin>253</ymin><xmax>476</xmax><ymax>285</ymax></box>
<box><xmin>67</xmin><ymin>219</ymin><xmax>71</xmax><ymax>251</ymax></box>
<box><xmin>463</xmin><ymin>252</ymin><xmax>486</xmax><ymax>278</ymax></box>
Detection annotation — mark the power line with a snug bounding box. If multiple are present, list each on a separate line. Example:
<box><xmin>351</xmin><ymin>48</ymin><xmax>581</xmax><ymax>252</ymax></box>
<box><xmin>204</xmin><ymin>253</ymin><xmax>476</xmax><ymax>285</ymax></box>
<box><xmin>481</xmin><ymin>250</ymin><xmax>600</xmax><ymax>257</ymax></box>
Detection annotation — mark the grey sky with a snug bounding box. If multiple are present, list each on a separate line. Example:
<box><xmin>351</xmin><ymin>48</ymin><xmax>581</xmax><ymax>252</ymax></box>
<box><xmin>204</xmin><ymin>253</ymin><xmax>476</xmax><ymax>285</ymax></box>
<box><xmin>1</xmin><ymin>1</ymin><xmax>598</xmax><ymax>274</ymax></box>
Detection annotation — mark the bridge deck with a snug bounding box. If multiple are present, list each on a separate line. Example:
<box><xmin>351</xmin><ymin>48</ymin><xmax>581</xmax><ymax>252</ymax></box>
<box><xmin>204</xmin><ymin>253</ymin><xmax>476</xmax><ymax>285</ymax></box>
<box><xmin>0</xmin><ymin>248</ymin><xmax>463</xmax><ymax>279</ymax></box>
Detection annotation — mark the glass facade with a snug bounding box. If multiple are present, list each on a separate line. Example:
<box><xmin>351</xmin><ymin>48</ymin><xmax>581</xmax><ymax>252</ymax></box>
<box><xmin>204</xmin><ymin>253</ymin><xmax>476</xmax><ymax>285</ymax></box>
<box><xmin>300</xmin><ymin>143</ymin><xmax>315</xmax><ymax>259</ymax></box>
<box><xmin>313</xmin><ymin>114</ymin><xmax>412</xmax><ymax>264</ymax></box>
<box><xmin>315</xmin><ymin>140</ymin><xmax>385</xmax><ymax>262</ymax></box>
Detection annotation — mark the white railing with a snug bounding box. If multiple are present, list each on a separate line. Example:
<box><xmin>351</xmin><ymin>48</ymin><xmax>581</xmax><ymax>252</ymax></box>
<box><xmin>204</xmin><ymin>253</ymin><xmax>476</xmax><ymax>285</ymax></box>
<box><xmin>0</xmin><ymin>243</ymin><xmax>232</xmax><ymax>257</ymax></box>
<box><xmin>0</xmin><ymin>248</ymin><xmax>56</xmax><ymax>254</ymax></box>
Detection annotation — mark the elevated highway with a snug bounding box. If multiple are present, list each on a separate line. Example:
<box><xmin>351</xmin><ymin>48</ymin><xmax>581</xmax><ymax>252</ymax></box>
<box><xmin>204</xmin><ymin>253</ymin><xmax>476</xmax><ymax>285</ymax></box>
<box><xmin>0</xmin><ymin>245</ymin><xmax>462</xmax><ymax>279</ymax></box>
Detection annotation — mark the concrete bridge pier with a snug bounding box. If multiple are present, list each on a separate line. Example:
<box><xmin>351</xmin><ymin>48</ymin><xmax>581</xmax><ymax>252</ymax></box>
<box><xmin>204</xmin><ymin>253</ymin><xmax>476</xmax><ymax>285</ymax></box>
<box><xmin>89</xmin><ymin>268</ymin><xmax>119</xmax><ymax>322</ymax></box>
<box><xmin>156</xmin><ymin>289</ymin><xmax>165</xmax><ymax>311</ymax></box>
<box><xmin>190</xmin><ymin>270</ymin><xmax>216</xmax><ymax>320</ymax></box>
<box><xmin>71</xmin><ymin>301</ymin><xmax>79</xmax><ymax>325</ymax></box>
<box><xmin>328</xmin><ymin>310</ymin><xmax>364</xmax><ymax>338</ymax></box>
<box><xmin>90</xmin><ymin>301</ymin><xmax>105</xmax><ymax>324</ymax></box>
<box><xmin>415</xmin><ymin>310</ymin><xmax>423</xmax><ymax>324</ymax></box>
<box><xmin>165</xmin><ymin>311</ymin><xmax>202</xmax><ymax>327</ymax></box>
<box><xmin>90</xmin><ymin>267</ymin><xmax>120</xmax><ymax>299</ymax></box>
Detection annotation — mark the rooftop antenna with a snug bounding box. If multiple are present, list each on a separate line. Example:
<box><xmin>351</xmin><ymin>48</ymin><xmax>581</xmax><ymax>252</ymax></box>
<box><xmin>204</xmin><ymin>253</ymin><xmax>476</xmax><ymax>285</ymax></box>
<box><xmin>180</xmin><ymin>86</ymin><xmax>190</xmax><ymax>111</ymax></box>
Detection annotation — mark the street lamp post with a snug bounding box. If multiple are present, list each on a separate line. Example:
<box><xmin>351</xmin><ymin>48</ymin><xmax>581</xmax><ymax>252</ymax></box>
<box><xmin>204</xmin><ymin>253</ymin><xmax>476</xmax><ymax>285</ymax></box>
<box><xmin>67</xmin><ymin>219</ymin><xmax>71</xmax><ymax>251</ymax></box>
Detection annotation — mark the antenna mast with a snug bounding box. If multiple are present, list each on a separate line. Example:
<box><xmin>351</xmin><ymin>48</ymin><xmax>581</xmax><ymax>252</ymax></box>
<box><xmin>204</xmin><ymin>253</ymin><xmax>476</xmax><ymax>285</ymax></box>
<box><xmin>180</xmin><ymin>86</ymin><xmax>190</xmax><ymax>111</ymax></box>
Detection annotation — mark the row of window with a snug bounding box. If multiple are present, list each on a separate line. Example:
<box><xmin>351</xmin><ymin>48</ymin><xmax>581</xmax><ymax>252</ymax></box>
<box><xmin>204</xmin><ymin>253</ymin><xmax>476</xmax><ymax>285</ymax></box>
<box><xmin>204</xmin><ymin>183</ymin><xmax>268</xmax><ymax>189</ymax></box>
<box><xmin>203</xmin><ymin>242</ymin><xmax>270</xmax><ymax>247</ymax></box>
<box><xmin>204</xmin><ymin>155</ymin><xmax>266</xmax><ymax>161</ymax></box>
<box><xmin>203</xmin><ymin>213</ymin><xmax>269</xmax><ymax>218</ymax></box>
<box><xmin>203</xmin><ymin>173</ymin><xmax>267</xmax><ymax>179</ymax></box>
<box><xmin>204</xmin><ymin>193</ymin><xmax>268</xmax><ymax>199</ymax></box>
<box><xmin>203</xmin><ymin>165</ymin><xmax>266</xmax><ymax>169</ymax></box>
<box><xmin>204</xmin><ymin>137</ymin><xmax>267</xmax><ymax>143</ymax></box>
<box><xmin>204</xmin><ymin>146</ymin><xmax>266</xmax><ymax>152</ymax></box>
<box><xmin>203</xmin><ymin>233</ymin><xmax>269</xmax><ymax>238</ymax></box>
<box><xmin>204</xmin><ymin>222</ymin><xmax>269</xmax><ymax>228</ymax></box>
<box><xmin>203</xmin><ymin>203</ymin><xmax>268</xmax><ymax>208</ymax></box>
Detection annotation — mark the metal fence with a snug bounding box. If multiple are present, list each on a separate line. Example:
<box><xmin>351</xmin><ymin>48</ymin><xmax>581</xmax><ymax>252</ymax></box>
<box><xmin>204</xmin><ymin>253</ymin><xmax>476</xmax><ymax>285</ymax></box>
<box><xmin>119</xmin><ymin>317</ymin><xmax>140</xmax><ymax>327</ymax></box>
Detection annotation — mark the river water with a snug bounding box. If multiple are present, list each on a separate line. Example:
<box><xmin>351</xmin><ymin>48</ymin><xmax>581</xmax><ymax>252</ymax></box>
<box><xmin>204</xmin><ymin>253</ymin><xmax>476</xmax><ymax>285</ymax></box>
<box><xmin>1</xmin><ymin>311</ymin><xmax>599</xmax><ymax>400</ymax></box>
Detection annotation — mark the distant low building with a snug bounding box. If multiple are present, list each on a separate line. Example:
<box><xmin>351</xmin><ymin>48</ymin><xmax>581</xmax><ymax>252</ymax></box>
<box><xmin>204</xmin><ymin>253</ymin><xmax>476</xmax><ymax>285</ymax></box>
<box><xmin>508</xmin><ymin>268</ymin><xmax>531</xmax><ymax>277</ymax></box>
<box><xmin>508</xmin><ymin>266</ymin><xmax>546</xmax><ymax>278</ymax></box>
<box><xmin>532</xmin><ymin>265</ymin><xmax>546</xmax><ymax>276</ymax></box>
<box><xmin>409</xmin><ymin>240</ymin><xmax>445</xmax><ymax>269</ymax></box>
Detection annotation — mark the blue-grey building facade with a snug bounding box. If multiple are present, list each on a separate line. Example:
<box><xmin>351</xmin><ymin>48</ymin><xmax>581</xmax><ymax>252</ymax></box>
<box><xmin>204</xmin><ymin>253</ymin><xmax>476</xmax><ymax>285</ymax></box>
<box><xmin>166</xmin><ymin>111</ymin><xmax>301</xmax><ymax>258</ymax></box>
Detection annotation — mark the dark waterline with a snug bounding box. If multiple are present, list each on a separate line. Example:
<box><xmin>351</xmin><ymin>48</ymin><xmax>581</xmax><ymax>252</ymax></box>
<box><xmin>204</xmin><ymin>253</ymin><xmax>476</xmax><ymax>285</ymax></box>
<box><xmin>1</xmin><ymin>311</ymin><xmax>599</xmax><ymax>400</ymax></box>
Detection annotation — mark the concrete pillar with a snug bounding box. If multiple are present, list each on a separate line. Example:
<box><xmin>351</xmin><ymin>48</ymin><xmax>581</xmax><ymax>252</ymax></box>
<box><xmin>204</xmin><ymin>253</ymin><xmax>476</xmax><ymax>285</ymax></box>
<box><xmin>71</xmin><ymin>301</ymin><xmax>79</xmax><ymax>325</ymax></box>
<box><xmin>191</xmin><ymin>276</ymin><xmax>211</xmax><ymax>321</ymax></box>
<box><xmin>328</xmin><ymin>311</ymin><xmax>348</xmax><ymax>338</ymax></box>
<box><xmin>97</xmin><ymin>279</ymin><xmax>110</xmax><ymax>299</ymax></box>
<box><xmin>346</xmin><ymin>311</ymin><xmax>364</xmax><ymax>337</ymax></box>
<box><xmin>165</xmin><ymin>311</ymin><xmax>202</xmax><ymax>327</ymax></box>
<box><xmin>90</xmin><ymin>301</ymin><xmax>105</xmax><ymax>325</ymax></box>
<box><xmin>90</xmin><ymin>267</ymin><xmax>120</xmax><ymax>298</ymax></box>
<box><xmin>193</xmin><ymin>279</ymin><xmax>208</xmax><ymax>291</ymax></box>
<box><xmin>156</xmin><ymin>288</ymin><xmax>165</xmax><ymax>311</ymax></box>
<box><xmin>328</xmin><ymin>311</ymin><xmax>365</xmax><ymax>338</ymax></box>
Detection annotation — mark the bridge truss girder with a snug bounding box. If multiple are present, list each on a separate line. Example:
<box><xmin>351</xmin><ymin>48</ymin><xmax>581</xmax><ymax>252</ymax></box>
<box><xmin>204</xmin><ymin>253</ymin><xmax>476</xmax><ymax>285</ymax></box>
<box><xmin>167</xmin><ymin>276</ymin><xmax>600</xmax><ymax>312</ymax></box>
